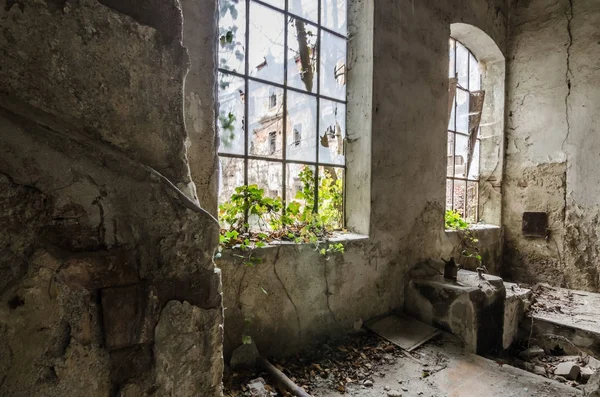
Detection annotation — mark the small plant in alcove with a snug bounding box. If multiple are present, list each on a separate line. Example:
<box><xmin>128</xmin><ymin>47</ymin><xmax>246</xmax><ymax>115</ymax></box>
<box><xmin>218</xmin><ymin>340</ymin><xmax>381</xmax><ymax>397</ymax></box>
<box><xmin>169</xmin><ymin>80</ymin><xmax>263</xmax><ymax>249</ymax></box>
<box><xmin>216</xmin><ymin>166</ymin><xmax>345</xmax><ymax>265</ymax></box>
<box><xmin>445</xmin><ymin>209</ymin><xmax>482</xmax><ymax>269</ymax></box>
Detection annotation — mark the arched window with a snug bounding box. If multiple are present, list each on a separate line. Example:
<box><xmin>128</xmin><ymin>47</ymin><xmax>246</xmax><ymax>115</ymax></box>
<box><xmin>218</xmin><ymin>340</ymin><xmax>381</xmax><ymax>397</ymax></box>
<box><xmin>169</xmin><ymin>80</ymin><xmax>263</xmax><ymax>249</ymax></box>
<box><xmin>446</xmin><ymin>38</ymin><xmax>484</xmax><ymax>223</ymax></box>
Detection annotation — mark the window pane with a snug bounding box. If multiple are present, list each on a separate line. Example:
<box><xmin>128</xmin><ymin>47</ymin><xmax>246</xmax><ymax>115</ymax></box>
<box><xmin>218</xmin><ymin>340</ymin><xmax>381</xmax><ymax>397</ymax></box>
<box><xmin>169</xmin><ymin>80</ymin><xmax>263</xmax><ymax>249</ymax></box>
<box><xmin>447</xmin><ymin>133</ymin><xmax>455</xmax><ymax>177</ymax></box>
<box><xmin>319</xmin><ymin>99</ymin><xmax>345</xmax><ymax>165</ymax></box>
<box><xmin>248</xmin><ymin>159</ymin><xmax>283</xmax><ymax>230</ymax></box>
<box><xmin>318</xmin><ymin>166</ymin><xmax>344</xmax><ymax>228</ymax></box>
<box><xmin>469</xmin><ymin>53</ymin><xmax>480</xmax><ymax>91</ymax></box>
<box><xmin>286</xmin><ymin>163</ymin><xmax>316</xmax><ymax>214</ymax></box>
<box><xmin>454</xmin><ymin>133</ymin><xmax>468</xmax><ymax>178</ymax></box>
<box><xmin>219</xmin><ymin>156</ymin><xmax>245</xmax><ymax>205</ymax></box>
<box><xmin>321</xmin><ymin>0</ymin><xmax>347</xmax><ymax>35</ymax></box>
<box><xmin>218</xmin><ymin>0</ymin><xmax>246</xmax><ymax>73</ymax></box>
<box><xmin>467</xmin><ymin>139</ymin><xmax>480</xmax><ymax>180</ymax></box>
<box><xmin>218</xmin><ymin>73</ymin><xmax>245</xmax><ymax>155</ymax></box>
<box><xmin>289</xmin><ymin>0</ymin><xmax>318</xmax><ymax>22</ymax></box>
<box><xmin>249</xmin><ymin>3</ymin><xmax>285</xmax><ymax>84</ymax></box>
<box><xmin>287</xmin><ymin>91</ymin><xmax>317</xmax><ymax>162</ymax></box>
<box><xmin>445</xmin><ymin>179</ymin><xmax>454</xmax><ymax>212</ymax></box>
<box><xmin>448</xmin><ymin>39</ymin><xmax>455</xmax><ymax>78</ymax></box>
<box><xmin>466</xmin><ymin>181</ymin><xmax>478</xmax><ymax>223</ymax></box>
<box><xmin>319</xmin><ymin>30</ymin><xmax>347</xmax><ymax>101</ymax></box>
<box><xmin>456</xmin><ymin>41</ymin><xmax>469</xmax><ymax>89</ymax></box>
<box><xmin>448</xmin><ymin>91</ymin><xmax>456</xmax><ymax>131</ymax></box>
<box><xmin>456</xmin><ymin>88</ymin><xmax>469</xmax><ymax>133</ymax></box>
<box><xmin>258</xmin><ymin>0</ymin><xmax>284</xmax><ymax>11</ymax></box>
<box><xmin>287</xmin><ymin>18</ymin><xmax>319</xmax><ymax>92</ymax></box>
<box><xmin>453</xmin><ymin>179</ymin><xmax>466</xmax><ymax>217</ymax></box>
<box><xmin>248</xmin><ymin>81</ymin><xmax>284</xmax><ymax>158</ymax></box>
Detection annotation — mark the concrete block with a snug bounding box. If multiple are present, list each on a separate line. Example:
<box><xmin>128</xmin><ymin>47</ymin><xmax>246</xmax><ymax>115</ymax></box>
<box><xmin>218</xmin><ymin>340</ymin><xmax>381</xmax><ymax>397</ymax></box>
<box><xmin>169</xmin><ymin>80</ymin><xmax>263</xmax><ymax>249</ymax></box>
<box><xmin>555</xmin><ymin>362</ymin><xmax>580</xmax><ymax>380</ymax></box>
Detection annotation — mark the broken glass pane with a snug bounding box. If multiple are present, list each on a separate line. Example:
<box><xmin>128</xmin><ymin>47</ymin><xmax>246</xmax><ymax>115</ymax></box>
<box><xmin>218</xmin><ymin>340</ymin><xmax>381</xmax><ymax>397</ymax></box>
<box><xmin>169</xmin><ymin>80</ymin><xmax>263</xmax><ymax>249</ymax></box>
<box><xmin>319</xmin><ymin>99</ymin><xmax>345</xmax><ymax>165</ymax></box>
<box><xmin>467</xmin><ymin>139</ymin><xmax>480</xmax><ymax>180</ymax></box>
<box><xmin>287</xmin><ymin>91</ymin><xmax>317</xmax><ymax>162</ymax></box>
<box><xmin>218</xmin><ymin>156</ymin><xmax>245</xmax><ymax>206</ymax></box>
<box><xmin>248</xmin><ymin>159</ymin><xmax>283</xmax><ymax>230</ymax></box>
<box><xmin>456</xmin><ymin>41</ymin><xmax>469</xmax><ymax>89</ymax></box>
<box><xmin>318</xmin><ymin>166</ymin><xmax>344</xmax><ymax>229</ymax></box>
<box><xmin>469</xmin><ymin>53</ymin><xmax>480</xmax><ymax>91</ymax></box>
<box><xmin>448</xmin><ymin>39</ymin><xmax>455</xmax><ymax>79</ymax></box>
<box><xmin>287</xmin><ymin>18</ymin><xmax>319</xmax><ymax>93</ymax></box>
<box><xmin>456</xmin><ymin>88</ymin><xmax>469</xmax><ymax>134</ymax></box>
<box><xmin>249</xmin><ymin>2</ymin><xmax>285</xmax><ymax>84</ymax></box>
<box><xmin>286</xmin><ymin>163</ymin><xmax>316</xmax><ymax>215</ymax></box>
<box><xmin>289</xmin><ymin>0</ymin><xmax>318</xmax><ymax>23</ymax></box>
<box><xmin>248</xmin><ymin>81</ymin><xmax>284</xmax><ymax>159</ymax></box>
<box><xmin>320</xmin><ymin>30</ymin><xmax>347</xmax><ymax>101</ymax></box>
<box><xmin>218</xmin><ymin>73</ymin><xmax>245</xmax><ymax>155</ymax></box>
<box><xmin>454</xmin><ymin>133</ymin><xmax>468</xmax><ymax>178</ymax></box>
<box><xmin>218</xmin><ymin>0</ymin><xmax>246</xmax><ymax>73</ymax></box>
<box><xmin>453</xmin><ymin>179</ymin><xmax>466</xmax><ymax>217</ymax></box>
<box><xmin>447</xmin><ymin>132</ymin><xmax>455</xmax><ymax>177</ymax></box>
<box><xmin>321</xmin><ymin>0</ymin><xmax>347</xmax><ymax>35</ymax></box>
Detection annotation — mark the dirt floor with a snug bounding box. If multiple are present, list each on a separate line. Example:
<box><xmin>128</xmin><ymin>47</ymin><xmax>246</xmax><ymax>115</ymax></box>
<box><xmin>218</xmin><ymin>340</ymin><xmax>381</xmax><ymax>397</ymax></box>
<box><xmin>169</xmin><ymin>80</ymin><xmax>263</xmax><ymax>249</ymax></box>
<box><xmin>224</xmin><ymin>330</ymin><xmax>581</xmax><ymax>397</ymax></box>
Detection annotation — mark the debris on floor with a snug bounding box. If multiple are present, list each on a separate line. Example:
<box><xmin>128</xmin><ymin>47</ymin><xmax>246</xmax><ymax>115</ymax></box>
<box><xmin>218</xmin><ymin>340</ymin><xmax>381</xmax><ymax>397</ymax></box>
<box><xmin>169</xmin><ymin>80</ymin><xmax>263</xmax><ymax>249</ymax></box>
<box><xmin>224</xmin><ymin>329</ymin><xmax>582</xmax><ymax>396</ymax></box>
<box><xmin>505</xmin><ymin>283</ymin><xmax>600</xmax><ymax>388</ymax></box>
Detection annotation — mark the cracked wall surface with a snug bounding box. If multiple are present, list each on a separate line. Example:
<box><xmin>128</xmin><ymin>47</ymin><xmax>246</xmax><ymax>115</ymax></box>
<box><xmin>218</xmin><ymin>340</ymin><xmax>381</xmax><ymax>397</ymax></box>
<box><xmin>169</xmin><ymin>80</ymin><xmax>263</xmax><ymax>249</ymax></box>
<box><xmin>219</xmin><ymin>0</ymin><xmax>510</xmax><ymax>359</ymax></box>
<box><xmin>0</xmin><ymin>1</ymin><xmax>223</xmax><ymax>396</ymax></box>
<box><xmin>504</xmin><ymin>0</ymin><xmax>600</xmax><ymax>290</ymax></box>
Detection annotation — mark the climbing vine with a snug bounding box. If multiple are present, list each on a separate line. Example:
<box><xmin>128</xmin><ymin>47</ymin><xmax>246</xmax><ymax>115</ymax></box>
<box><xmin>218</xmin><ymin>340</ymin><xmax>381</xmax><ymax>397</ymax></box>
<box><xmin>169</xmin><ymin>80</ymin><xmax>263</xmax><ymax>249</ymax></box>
<box><xmin>445</xmin><ymin>209</ymin><xmax>482</xmax><ymax>265</ymax></box>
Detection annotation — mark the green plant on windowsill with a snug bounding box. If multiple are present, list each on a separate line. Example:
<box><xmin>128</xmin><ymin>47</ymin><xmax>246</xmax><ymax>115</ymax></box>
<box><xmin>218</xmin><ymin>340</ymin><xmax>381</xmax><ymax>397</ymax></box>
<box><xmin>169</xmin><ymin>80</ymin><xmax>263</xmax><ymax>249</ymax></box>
<box><xmin>215</xmin><ymin>166</ymin><xmax>345</xmax><ymax>267</ymax></box>
<box><xmin>445</xmin><ymin>209</ymin><xmax>482</xmax><ymax>269</ymax></box>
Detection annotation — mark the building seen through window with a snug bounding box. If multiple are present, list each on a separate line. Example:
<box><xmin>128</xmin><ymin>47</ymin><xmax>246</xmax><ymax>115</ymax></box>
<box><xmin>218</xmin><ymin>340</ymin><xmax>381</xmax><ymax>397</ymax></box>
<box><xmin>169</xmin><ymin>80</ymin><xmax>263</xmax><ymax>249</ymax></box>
<box><xmin>217</xmin><ymin>0</ymin><xmax>348</xmax><ymax>230</ymax></box>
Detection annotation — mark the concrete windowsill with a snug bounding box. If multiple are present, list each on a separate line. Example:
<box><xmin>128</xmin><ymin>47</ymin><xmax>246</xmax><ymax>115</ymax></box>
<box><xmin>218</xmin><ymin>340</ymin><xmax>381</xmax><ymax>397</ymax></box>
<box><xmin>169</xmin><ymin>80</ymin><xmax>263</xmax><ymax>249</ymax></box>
<box><xmin>445</xmin><ymin>224</ymin><xmax>500</xmax><ymax>234</ymax></box>
<box><xmin>221</xmin><ymin>231</ymin><xmax>369</xmax><ymax>252</ymax></box>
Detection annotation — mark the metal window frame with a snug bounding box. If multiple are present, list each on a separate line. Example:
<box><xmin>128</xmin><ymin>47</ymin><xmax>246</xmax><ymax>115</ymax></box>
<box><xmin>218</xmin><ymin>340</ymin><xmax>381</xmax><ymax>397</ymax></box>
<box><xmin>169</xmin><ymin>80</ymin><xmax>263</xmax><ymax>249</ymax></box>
<box><xmin>447</xmin><ymin>38</ymin><xmax>481</xmax><ymax>223</ymax></box>
<box><xmin>217</xmin><ymin>0</ymin><xmax>348</xmax><ymax>225</ymax></box>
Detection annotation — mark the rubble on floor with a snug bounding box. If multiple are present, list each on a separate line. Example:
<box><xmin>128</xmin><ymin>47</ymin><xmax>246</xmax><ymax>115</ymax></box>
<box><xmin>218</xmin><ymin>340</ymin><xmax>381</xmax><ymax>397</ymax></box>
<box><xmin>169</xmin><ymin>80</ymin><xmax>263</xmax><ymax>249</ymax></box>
<box><xmin>525</xmin><ymin>284</ymin><xmax>600</xmax><ymax>358</ymax></box>
<box><xmin>503</xmin><ymin>283</ymin><xmax>600</xmax><ymax>389</ymax></box>
<box><xmin>224</xmin><ymin>329</ymin><xmax>582</xmax><ymax>397</ymax></box>
<box><xmin>224</xmin><ymin>331</ymin><xmax>411</xmax><ymax>396</ymax></box>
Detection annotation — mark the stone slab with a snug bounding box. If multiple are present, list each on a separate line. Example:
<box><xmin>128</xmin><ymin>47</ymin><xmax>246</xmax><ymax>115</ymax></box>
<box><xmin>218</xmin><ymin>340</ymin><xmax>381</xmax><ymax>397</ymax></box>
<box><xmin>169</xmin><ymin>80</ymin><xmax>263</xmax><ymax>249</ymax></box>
<box><xmin>365</xmin><ymin>313</ymin><xmax>440</xmax><ymax>351</ymax></box>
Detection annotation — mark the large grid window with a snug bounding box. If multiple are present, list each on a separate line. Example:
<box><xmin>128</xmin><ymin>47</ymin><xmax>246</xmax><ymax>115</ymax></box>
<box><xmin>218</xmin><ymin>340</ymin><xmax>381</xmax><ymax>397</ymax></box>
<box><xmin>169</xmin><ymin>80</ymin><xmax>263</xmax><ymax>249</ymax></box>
<box><xmin>217</xmin><ymin>0</ymin><xmax>348</xmax><ymax>230</ymax></box>
<box><xmin>446</xmin><ymin>38</ymin><xmax>484</xmax><ymax>223</ymax></box>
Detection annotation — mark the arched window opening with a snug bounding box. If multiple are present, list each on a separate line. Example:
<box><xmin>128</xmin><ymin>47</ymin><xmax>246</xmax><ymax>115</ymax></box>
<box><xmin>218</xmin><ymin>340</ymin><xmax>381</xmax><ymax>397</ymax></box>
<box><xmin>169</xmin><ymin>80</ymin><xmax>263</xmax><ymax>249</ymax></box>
<box><xmin>446</xmin><ymin>38</ymin><xmax>484</xmax><ymax>223</ymax></box>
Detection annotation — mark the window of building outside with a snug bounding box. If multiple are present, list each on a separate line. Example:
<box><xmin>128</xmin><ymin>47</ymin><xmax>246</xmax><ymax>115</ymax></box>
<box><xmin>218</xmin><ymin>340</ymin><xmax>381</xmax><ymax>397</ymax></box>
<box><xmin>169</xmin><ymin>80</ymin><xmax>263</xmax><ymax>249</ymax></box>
<box><xmin>446</xmin><ymin>38</ymin><xmax>483</xmax><ymax>223</ymax></box>
<box><xmin>217</xmin><ymin>0</ymin><xmax>348</xmax><ymax>232</ymax></box>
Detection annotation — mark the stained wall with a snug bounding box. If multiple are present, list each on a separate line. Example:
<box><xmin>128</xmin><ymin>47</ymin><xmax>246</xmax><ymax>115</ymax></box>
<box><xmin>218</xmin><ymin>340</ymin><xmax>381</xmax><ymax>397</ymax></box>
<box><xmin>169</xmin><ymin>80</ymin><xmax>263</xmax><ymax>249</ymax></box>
<box><xmin>0</xmin><ymin>1</ymin><xmax>222</xmax><ymax>396</ymax></box>
<box><xmin>503</xmin><ymin>0</ymin><xmax>600</xmax><ymax>290</ymax></box>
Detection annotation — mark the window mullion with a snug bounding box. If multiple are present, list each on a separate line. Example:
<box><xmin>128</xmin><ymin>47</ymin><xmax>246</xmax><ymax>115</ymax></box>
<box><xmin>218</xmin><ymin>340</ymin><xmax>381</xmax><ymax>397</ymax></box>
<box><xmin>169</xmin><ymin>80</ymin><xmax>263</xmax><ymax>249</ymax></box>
<box><xmin>243</xmin><ymin>0</ymin><xmax>251</xmax><ymax>225</ymax></box>
<box><xmin>314</xmin><ymin>2</ymin><xmax>322</xmax><ymax>215</ymax></box>
<box><xmin>282</xmin><ymin>0</ymin><xmax>289</xmax><ymax>213</ymax></box>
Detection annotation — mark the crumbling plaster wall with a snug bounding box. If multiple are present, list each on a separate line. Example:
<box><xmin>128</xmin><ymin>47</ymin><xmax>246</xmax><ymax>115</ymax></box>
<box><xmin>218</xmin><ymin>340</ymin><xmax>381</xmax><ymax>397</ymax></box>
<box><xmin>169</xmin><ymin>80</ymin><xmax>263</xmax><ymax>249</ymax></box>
<box><xmin>504</xmin><ymin>0</ymin><xmax>600</xmax><ymax>290</ymax></box>
<box><xmin>220</xmin><ymin>0</ymin><xmax>510</xmax><ymax>359</ymax></box>
<box><xmin>0</xmin><ymin>1</ymin><xmax>223</xmax><ymax>396</ymax></box>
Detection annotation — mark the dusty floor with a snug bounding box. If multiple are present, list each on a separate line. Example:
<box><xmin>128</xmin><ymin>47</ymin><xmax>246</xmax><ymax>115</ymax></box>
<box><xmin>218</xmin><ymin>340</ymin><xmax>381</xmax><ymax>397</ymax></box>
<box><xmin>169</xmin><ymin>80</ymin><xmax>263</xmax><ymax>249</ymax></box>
<box><xmin>225</xmin><ymin>331</ymin><xmax>581</xmax><ymax>397</ymax></box>
<box><xmin>530</xmin><ymin>284</ymin><xmax>600</xmax><ymax>335</ymax></box>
